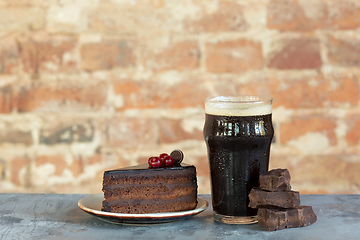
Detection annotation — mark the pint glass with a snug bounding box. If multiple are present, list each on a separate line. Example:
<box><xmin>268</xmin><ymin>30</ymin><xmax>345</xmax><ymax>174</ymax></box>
<box><xmin>203</xmin><ymin>96</ymin><xmax>274</xmax><ymax>224</ymax></box>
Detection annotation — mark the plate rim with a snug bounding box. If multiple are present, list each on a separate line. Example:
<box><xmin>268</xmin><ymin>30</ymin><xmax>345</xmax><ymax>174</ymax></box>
<box><xmin>78</xmin><ymin>193</ymin><xmax>208</xmax><ymax>219</ymax></box>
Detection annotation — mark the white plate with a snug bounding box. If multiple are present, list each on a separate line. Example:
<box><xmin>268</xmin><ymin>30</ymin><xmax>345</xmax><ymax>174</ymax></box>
<box><xmin>78</xmin><ymin>193</ymin><xmax>208</xmax><ymax>224</ymax></box>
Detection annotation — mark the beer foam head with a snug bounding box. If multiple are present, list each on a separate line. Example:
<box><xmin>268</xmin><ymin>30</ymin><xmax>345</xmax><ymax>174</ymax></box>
<box><xmin>205</xmin><ymin>96</ymin><xmax>273</xmax><ymax>116</ymax></box>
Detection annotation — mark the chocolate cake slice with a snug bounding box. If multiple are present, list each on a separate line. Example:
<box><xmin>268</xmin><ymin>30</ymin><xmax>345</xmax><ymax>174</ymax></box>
<box><xmin>102</xmin><ymin>163</ymin><xmax>198</xmax><ymax>214</ymax></box>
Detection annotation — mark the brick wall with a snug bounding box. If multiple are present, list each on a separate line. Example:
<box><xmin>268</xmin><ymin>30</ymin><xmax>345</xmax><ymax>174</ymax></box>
<box><xmin>0</xmin><ymin>0</ymin><xmax>360</xmax><ymax>194</ymax></box>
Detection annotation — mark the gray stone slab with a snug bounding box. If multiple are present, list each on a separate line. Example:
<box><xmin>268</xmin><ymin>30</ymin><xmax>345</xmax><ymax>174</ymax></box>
<box><xmin>0</xmin><ymin>193</ymin><xmax>359</xmax><ymax>240</ymax></box>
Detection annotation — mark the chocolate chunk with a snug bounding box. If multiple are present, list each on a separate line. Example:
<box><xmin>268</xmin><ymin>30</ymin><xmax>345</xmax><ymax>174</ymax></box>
<box><xmin>170</xmin><ymin>149</ymin><xmax>184</xmax><ymax>164</ymax></box>
<box><xmin>248</xmin><ymin>188</ymin><xmax>300</xmax><ymax>209</ymax></box>
<box><xmin>258</xmin><ymin>206</ymin><xmax>317</xmax><ymax>231</ymax></box>
<box><xmin>260</xmin><ymin>168</ymin><xmax>291</xmax><ymax>191</ymax></box>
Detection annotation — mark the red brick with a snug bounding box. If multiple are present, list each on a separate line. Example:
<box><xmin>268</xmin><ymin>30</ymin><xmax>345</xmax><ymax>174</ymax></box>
<box><xmin>88</xmin><ymin>1</ymin><xmax>166</xmax><ymax>33</ymax></box>
<box><xmin>35</xmin><ymin>155</ymin><xmax>84</xmax><ymax>178</ymax></box>
<box><xmin>238</xmin><ymin>73</ymin><xmax>360</xmax><ymax>108</ymax></box>
<box><xmin>267</xmin><ymin>1</ymin><xmax>360</xmax><ymax>31</ymax></box>
<box><xmin>35</xmin><ymin>155</ymin><xmax>66</xmax><ymax>176</ymax></box>
<box><xmin>84</xmin><ymin>154</ymin><xmax>103</xmax><ymax>165</ymax></box>
<box><xmin>267</xmin><ymin>38</ymin><xmax>321</xmax><ymax>69</ymax></box>
<box><xmin>329</xmin><ymin>1</ymin><xmax>360</xmax><ymax>30</ymax></box>
<box><xmin>159</xmin><ymin>118</ymin><xmax>203</xmax><ymax>144</ymax></box>
<box><xmin>327</xmin><ymin>35</ymin><xmax>360</xmax><ymax>67</ymax></box>
<box><xmin>113</xmin><ymin>80</ymin><xmax>145</xmax><ymax>109</ymax></box>
<box><xmin>0</xmin><ymin>38</ymin><xmax>20</xmax><ymax>73</ymax></box>
<box><xmin>19</xmin><ymin>37</ymin><xmax>77</xmax><ymax>75</ymax></box>
<box><xmin>40</xmin><ymin>119</ymin><xmax>95</xmax><ymax>144</ymax></box>
<box><xmin>74</xmin><ymin>155</ymin><xmax>104</xmax><ymax>178</ymax></box>
<box><xmin>0</xmin><ymin>7</ymin><xmax>44</xmax><ymax>32</ymax></box>
<box><xmin>194</xmin><ymin>155</ymin><xmax>210</xmax><ymax>181</ymax></box>
<box><xmin>185</xmin><ymin>1</ymin><xmax>248</xmax><ymax>32</ymax></box>
<box><xmin>87</xmin><ymin>2</ymin><xmax>125</xmax><ymax>32</ymax></box>
<box><xmin>17</xmin><ymin>82</ymin><xmax>108</xmax><ymax>112</ymax></box>
<box><xmin>10</xmin><ymin>157</ymin><xmax>31</xmax><ymax>186</ymax></box>
<box><xmin>267</xmin><ymin>0</ymin><xmax>328</xmax><ymax>31</ymax></box>
<box><xmin>0</xmin><ymin>129</ymin><xmax>32</xmax><ymax>146</ymax></box>
<box><xmin>113</xmin><ymin>77</ymin><xmax>235</xmax><ymax>110</ymax></box>
<box><xmin>80</xmin><ymin>40</ymin><xmax>135</xmax><ymax>71</ymax></box>
<box><xmin>113</xmin><ymin>81</ymin><xmax>139</xmax><ymax>95</ymax></box>
<box><xmin>345</xmin><ymin>115</ymin><xmax>360</xmax><ymax>146</ymax></box>
<box><xmin>143</xmin><ymin>40</ymin><xmax>200</xmax><ymax>72</ymax></box>
<box><xmin>280</xmin><ymin>116</ymin><xmax>337</xmax><ymax>145</ymax></box>
<box><xmin>0</xmin><ymin>85</ymin><xmax>16</xmax><ymax>113</ymax></box>
<box><xmin>106</xmin><ymin>117</ymin><xmax>158</xmax><ymax>147</ymax></box>
<box><xmin>324</xmin><ymin>75</ymin><xmax>360</xmax><ymax>107</ymax></box>
<box><xmin>153</xmin><ymin>79</ymin><xmax>210</xmax><ymax>108</ymax></box>
<box><xmin>206</xmin><ymin>39</ymin><xmax>263</xmax><ymax>73</ymax></box>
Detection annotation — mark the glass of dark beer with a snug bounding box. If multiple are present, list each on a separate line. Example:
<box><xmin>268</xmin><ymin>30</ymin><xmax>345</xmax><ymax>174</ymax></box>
<box><xmin>203</xmin><ymin>96</ymin><xmax>274</xmax><ymax>224</ymax></box>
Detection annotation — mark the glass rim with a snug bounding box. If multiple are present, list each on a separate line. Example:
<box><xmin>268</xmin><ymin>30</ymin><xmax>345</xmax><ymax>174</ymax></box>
<box><xmin>205</xmin><ymin>95</ymin><xmax>273</xmax><ymax>104</ymax></box>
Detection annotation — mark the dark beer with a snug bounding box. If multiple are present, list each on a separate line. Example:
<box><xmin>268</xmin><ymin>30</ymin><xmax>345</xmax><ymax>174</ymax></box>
<box><xmin>203</xmin><ymin>96</ymin><xmax>274</xmax><ymax>223</ymax></box>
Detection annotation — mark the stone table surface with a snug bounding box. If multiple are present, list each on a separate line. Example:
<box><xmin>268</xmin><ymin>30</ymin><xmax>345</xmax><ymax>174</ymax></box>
<box><xmin>0</xmin><ymin>193</ymin><xmax>359</xmax><ymax>240</ymax></box>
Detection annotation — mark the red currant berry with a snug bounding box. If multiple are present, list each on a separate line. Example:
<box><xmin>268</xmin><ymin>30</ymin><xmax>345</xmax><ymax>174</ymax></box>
<box><xmin>159</xmin><ymin>153</ymin><xmax>169</xmax><ymax>160</ymax></box>
<box><xmin>163</xmin><ymin>155</ymin><xmax>174</xmax><ymax>166</ymax></box>
<box><xmin>148</xmin><ymin>157</ymin><xmax>162</xmax><ymax>168</ymax></box>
